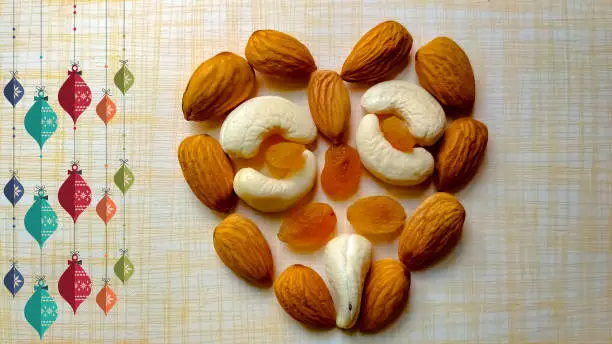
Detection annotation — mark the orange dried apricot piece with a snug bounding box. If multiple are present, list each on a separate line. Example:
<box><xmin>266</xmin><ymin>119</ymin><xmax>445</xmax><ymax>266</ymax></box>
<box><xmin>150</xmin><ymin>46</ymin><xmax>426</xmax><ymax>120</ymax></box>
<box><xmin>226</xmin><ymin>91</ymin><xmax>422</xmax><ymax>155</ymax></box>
<box><xmin>265</xmin><ymin>142</ymin><xmax>306</xmax><ymax>178</ymax></box>
<box><xmin>347</xmin><ymin>196</ymin><xmax>406</xmax><ymax>239</ymax></box>
<box><xmin>278</xmin><ymin>203</ymin><xmax>337</xmax><ymax>250</ymax></box>
<box><xmin>380</xmin><ymin>116</ymin><xmax>415</xmax><ymax>152</ymax></box>
<box><xmin>321</xmin><ymin>144</ymin><xmax>362</xmax><ymax>200</ymax></box>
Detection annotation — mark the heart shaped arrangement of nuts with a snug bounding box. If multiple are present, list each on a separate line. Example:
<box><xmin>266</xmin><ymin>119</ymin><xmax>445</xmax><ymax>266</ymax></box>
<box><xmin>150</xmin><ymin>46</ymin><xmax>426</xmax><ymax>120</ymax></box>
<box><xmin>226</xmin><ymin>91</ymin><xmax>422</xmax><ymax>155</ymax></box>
<box><xmin>178</xmin><ymin>20</ymin><xmax>488</xmax><ymax>333</ymax></box>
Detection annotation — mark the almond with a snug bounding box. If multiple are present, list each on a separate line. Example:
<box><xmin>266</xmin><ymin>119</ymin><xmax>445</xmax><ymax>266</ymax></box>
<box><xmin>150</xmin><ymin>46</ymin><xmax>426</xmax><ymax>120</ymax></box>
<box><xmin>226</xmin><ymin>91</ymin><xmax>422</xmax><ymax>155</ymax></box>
<box><xmin>307</xmin><ymin>70</ymin><xmax>351</xmax><ymax>144</ymax></box>
<box><xmin>182</xmin><ymin>52</ymin><xmax>256</xmax><ymax>121</ymax></box>
<box><xmin>245</xmin><ymin>30</ymin><xmax>317</xmax><ymax>79</ymax></box>
<box><xmin>398</xmin><ymin>192</ymin><xmax>465</xmax><ymax>270</ymax></box>
<box><xmin>213</xmin><ymin>214</ymin><xmax>274</xmax><ymax>287</ymax></box>
<box><xmin>274</xmin><ymin>264</ymin><xmax>336</xmax><ymax>329</ymax></box>
<box><xmin>415</xmin><ymin>37</ymin><xmax>475</xmax><ymax>109</ymax></box>
<box><xmin>178</xmin><ymin>134</ymin><xmax>237</xmax><ymax>213</ymax></box>
<box><xmin>341</xmin><ymin>21</ymin><xmax>412</xmax><ymax>84</ymax></box>
<box><xmin>434</xmin><ymin>118</ymin><xmax>488</xmax><ymax>191</ymax></box>
<box><xmin>359</xmin><ymin>259</ymin><xmax>410</xmax><ymax>332</ymax></box>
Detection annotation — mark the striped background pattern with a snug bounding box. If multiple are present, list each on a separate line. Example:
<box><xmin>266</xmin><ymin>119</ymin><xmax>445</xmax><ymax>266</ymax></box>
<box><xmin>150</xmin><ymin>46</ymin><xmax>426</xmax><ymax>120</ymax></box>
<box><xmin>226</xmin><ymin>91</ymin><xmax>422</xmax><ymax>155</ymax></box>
<box><xmin>0</xmin><ymin>0</ymin><xmax>611</xmax><ymax>343</ymax></box>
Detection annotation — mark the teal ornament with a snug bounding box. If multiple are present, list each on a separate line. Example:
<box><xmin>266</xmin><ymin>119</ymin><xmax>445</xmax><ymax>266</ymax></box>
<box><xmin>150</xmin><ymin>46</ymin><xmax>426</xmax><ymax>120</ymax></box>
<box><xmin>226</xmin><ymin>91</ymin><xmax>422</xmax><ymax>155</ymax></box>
<box><xmin>24</xmin><ymin>89</ymin><xmax>58</xmax><ymax>149</ymax></box>
<box><xmin>114</xmin><ymin>162</ymin><xmax>134</xmax><ymax>194</ymax></box>
<box><xmin>24</xmin><ymin>279</ymin><xmax>58</xmax><ymax>340</ymax></box>
<box><xmin>114</xmin><ymin>253</ymin><xmax>134</xmax><ymax>284</ymax></box>
<box><xmin>113</xmin><ymin>60</ymin><xmax>134</xmax><ymax>94</ymax></box>
<box><xmin>24</xmin><ymin>188</ymin><xmax>58</xmax><ymax>249</ymax></box>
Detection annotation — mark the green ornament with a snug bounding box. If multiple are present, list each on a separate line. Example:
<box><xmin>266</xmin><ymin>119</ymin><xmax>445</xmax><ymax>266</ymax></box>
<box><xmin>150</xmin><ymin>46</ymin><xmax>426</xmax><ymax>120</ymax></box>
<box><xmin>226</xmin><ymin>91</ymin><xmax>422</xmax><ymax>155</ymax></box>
<box><xmin>113</xmin><ymin>61</ymin><xmax>134</xmax><ymax>94</ymax></box>
<box><xmin>24</xmin><ymin>89</ymin><xmax>58</xmax><ymax>149</ymax></box>
<box><xmin>24</xmin><ymin>189</ymin><xmax>58</xmax><ymax>249</ymax></box>
<box><xmin>114</xmin><ymin>163</ymin><xmax>134</xmax><ymax>194</ymax></box>
<box><xmin>24</xmin><ymin>280</ymin><xmax>58</xmax><ymax>340</ymax></box>
<box><xmin>114</xmin><ymin>254</ymin><xmax>134</xmax><ymax>284</ymax></box>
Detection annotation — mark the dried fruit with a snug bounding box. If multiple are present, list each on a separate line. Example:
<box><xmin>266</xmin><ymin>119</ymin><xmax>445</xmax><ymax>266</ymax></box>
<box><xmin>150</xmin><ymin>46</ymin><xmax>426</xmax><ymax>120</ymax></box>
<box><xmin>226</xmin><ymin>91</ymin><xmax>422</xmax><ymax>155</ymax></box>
<box><xmin>380</xmin><ymin>116</ymin><xmax>415</xmax><ymax>152</ymax></box>
<box><xmin>347</xmin><ymin>196</ymin><xmax>406</xmax><ymax>238</ymax></box>
<box><xmin>434</xmin><ymin>118</ymin><xmax>488</xmax><ymax>191</ymax></box>
<box><xmin>213</xmin><ymin>214</ymin><xmax>274</xmax><ymax>287</ymax></box>
<box><xmin>245</xmin><ymin>30</ymin><xmax>317</xmax><ymax>79</ymax></box>
<box><xmin>307</xmin><ymin>70</ymin><xmax>351</xmax><ymax>144</ymax></box>
<box><xmin>274</xmin><ymin>264</ymin><xmax>336</xmax><ymax>329</ymax></box>
<box><xmin>278</xmin><ymin>203</ymin><xmax>336</xmax><ymax>250</ymax></box>
<box><xmin>359</xmin><ymin>259</ymin><xmax>410</xmax><ymax>332</ymax></box>
<box><xmin>182</xmin><ymin>52</ymin><xmax>256</xmax><ymax>122</ymax></box>
<box><xmin>398</xmin><ymin>192</ymin><xmax>465</xmax><ymax>270</ymax></box>
<box><xmin>415</xmin><ymin>37</ymin><xmax>475</xmax><ymax>109</ymax></box>
<box><xmin>265</xmin><ymin>142</ymin><xmax>306</xmax><ymax>178</ymax></box>
<box><xmin>341</xmin><ymin>21</ymin><xmax>413</xmax><ymax>84</ymax></box>
<box><xmin>178</xmin><ymin>134</ymin><xmax>237</xmax><ymax>213</ymax></box>
<box><xmin>321</xmin><ymin>144</ymin><xmax>362</xmax><ymax>200</ymax></box>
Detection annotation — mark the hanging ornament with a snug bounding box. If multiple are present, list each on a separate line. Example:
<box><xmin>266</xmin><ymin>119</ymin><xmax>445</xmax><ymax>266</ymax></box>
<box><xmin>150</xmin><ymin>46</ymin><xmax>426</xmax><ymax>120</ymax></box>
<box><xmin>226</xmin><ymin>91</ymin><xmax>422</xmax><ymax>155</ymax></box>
<box><xmin>58</xmin><ymin>163</ymin><xmax>92</xmax><ymax>223</ymax></box>
<box><xmin>24</xmin><ymin>279</ymin><xmax>58</xmax><ymax>339</ymax></box>
<box><xmin>114</xmin><ymin>160</ymin><xmax>134</xmax><ymax>194</ymax></box>
<box><xmin>24</xmin><ymin>88</ymin><xmax>58</xmax><ymax>149</ymax></box>
<box><xmin>58</xmin><ymin>64</ymin><xmax>92</xmax><ymax>124</ymax></box>
<box><xmin>114</xmin><ymin>251</ymin><xmax>134</xmax><ymax>283</ymax></box>
<box><xmin>96</xmin><ymin>282</ymin><xmax>116</xmax><ymax>315</ymax></box>
<box><xmin>96</xmin><ymin>90</ymin><xmax>116</xmax><ymax>125</ymax></box>
<box><xmin>3</xmin><ymin>72</ymin><xmax>24</xmax><ymax>106</ymax></box>
<box><xmin>24</xmin><ymin>188</ymin><xmax>58</xmax><ymax>249</ymax></box>
<box><xmin>58</xmin><ymin>253</ymin><xmax>92</xmax><ymax>314</ymax></box>
<box><xmin>96</xmin><ymin>191</ymin><xmax>116</xmax><ymax>224</ymax></box>
<box><xmin>3</xmin><ymin>264</ymin><xmax>24</xmax><ymax>297</ymax></box>
<box><xmin>113</xmin><ymin>60</ymin><xmax>134</xmax><ymax>95</ymax></box>
<box><xmin>4</xmin><ymin>174</ymin><xmax>24</xmax><ymax>206</ymax></box>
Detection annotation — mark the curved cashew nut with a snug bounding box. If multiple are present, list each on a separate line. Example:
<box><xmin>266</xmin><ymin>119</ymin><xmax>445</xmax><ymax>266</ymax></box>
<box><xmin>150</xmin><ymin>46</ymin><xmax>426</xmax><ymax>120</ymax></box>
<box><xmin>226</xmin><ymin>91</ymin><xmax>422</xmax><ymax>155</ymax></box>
<box><xmin>220</xmin><ymin>96</ymin><xmax>317</xmax><ymax>159</ymax></box>
<box><xmin>233</xmin><ymin>150</ymin><xmax>317</xmax><ymax>212</ymax></box>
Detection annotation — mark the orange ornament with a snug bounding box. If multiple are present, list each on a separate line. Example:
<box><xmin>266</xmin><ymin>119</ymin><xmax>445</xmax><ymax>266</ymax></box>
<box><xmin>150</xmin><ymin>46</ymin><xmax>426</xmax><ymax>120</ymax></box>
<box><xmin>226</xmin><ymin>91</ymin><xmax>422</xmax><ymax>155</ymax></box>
<box><xmin>96</xmin><ymin>93</ymin><xmax>116</xmax><ymax>125</ymax></box>
<box><xmin>96</xmin><ymin>193</ymin><xmax>117</xmax><ymax>224</ymax></box>
<box><xmin>96</xmin><ymin>283</ymin><xmax>117</xmax><ymax>315</ymax></box>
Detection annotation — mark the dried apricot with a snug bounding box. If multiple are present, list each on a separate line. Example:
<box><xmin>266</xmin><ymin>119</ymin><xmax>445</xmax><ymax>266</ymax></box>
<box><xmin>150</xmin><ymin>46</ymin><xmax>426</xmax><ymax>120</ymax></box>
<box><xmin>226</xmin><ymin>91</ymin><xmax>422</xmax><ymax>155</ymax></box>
<box><xmin>380</xmin><ymin>116</ymin><xmax>415</xmax><ymax>152</ymax></box>
<box><xmin>321</xmin><ymin>144</ymin><xmax>362</xmax><ymax>200</ymax></box>
<box><xmin>278</xmin><ymin>203</ymin><xmax>337</xmax><ymax>250</ymax></box>
<box><xmin>347</xmin><ymin>196</ymin><xmax>406</xmax><ymax>239</ymax></box>
<box><xmin>265</xmin><ymin>142</ymin><xmax>306</xmax><ymax>178</ymax></box>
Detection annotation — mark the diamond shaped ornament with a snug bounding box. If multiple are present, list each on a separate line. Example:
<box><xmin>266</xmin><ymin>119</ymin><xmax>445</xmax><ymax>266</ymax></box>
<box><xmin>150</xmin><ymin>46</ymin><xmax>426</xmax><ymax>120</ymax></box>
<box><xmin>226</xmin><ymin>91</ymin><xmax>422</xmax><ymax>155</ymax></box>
<box><xmin>4</xmin><ymin>75</ymin><xmax>24</xmax><ymax>107</ymax></box>
<box><xmin>96</xmin><ymin>283</ymin><xmax>117</xmax><ymax>315</ymax></box>
<box><xmin>4</xmin><ymin>264</ymin><xmax>24</xmax><ymax>297</ymax></box>
<box><xmin>4</xmin><ymin>175</ymin><xmax>24</xmax><ymax>206</ymax></box>
<box><xmin>114</xmin><ymin>254</ymin><xmax>134</xmax><ymax>284</ymax></box>
<box><xmin>113</xmin><ymin>62</ymin><xmax>134</xmax><ymax>95</ymax></box>
<box><xmin>114</xmin><ymin>163</ymin><xmax>134</xmax><ymax>194</ymax></box>
<box><xmin>96</xmin><ymin>93</ymin><xmax>116</xmax><ymax>125</ymax></box>
<box><xmin>96</xmin><ymin>193</ymin><xmax>117</xmax><ymax>224</ymax></box>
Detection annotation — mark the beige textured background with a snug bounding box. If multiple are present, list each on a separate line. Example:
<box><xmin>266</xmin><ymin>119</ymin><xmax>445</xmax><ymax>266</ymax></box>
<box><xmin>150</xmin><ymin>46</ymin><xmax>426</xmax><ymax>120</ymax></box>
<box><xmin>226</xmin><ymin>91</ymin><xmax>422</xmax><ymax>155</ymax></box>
<box><xmin>0</xmin><ymin>0</ymin><xmax>611</xmax><ymax>343</ymax></box>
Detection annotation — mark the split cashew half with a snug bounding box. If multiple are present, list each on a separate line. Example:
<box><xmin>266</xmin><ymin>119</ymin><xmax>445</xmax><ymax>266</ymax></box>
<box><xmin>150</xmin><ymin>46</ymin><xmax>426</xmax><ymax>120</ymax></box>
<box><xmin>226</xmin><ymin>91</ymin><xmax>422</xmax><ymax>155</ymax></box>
<box><xmin>357</xmin><ymin>81</ymin><xmax>445</xmax><ymax>186</ymax></box>
<box><xmin>220</xmin><ymin>96</ymin><xmax>318</xmax><ymax>212</ymax></box>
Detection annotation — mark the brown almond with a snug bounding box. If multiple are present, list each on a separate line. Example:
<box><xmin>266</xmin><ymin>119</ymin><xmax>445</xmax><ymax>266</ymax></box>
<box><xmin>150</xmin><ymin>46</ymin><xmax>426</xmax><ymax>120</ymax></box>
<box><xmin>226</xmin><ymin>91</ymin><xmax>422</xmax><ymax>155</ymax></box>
<box><xmin>415</xmin><ymin>37</ymin><xmax>475</xmax><ymax>109</ymax></box>
<box><xmin>341</xmin><ymin>21</ymin><xmax>413</xmax><ymax>84</ymax></box>
<box><xmin>347</xmin><ymin>196</ymin><xmax>406</xmax><ymax>239</ymax></box>
<box><xmin>434</xmin><ymin>118</ymin><xmax>488</xmax><ymax>191</ymax></box>
<box><xmin>274</xmin><ymin>264</ymin><xmax>336</xmax><ymax>329</ymax></box>
<box><xmin>398</xmin><ymin>193</ymin><xmax>465</xmax><ymax>270</ymax></box>
<box><xmin>213</xmin><ymin>214</ymin><xmax>274</xmax><ymax>287</ymax></box>
<box><xmin>182</xmin><ymin>52</ymin><xmax>256</xmax><ymax>121</ymax></box>
<box><xmin>307</xmin><ymin>70</ymin><xmax>351</xmax><ymax>144</ymax></box>
<box><xmin>178</xmin><ymin>134</ymin><xmax>237</xmax><ymax>213</ymax></box>
<box><xmin>359</xmin><ymin>259</ymin><xmax>410</xmax><ymax>332</ymax></box>
<box><xmin>245</xmin><ymin>30</ymin><xmax>317</xmax><ymax>79</ymax></box>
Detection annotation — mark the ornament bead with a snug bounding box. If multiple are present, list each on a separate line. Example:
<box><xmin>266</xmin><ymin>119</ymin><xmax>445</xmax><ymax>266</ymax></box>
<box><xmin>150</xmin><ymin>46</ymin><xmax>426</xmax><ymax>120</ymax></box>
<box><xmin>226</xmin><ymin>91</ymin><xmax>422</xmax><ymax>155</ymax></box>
<box><xmin>12</xmin><ymin>35</ymin><xmax>15</xmax><ymax>39</ymax></box>
<box><xmin>74</xmin><ymin>126</ymin><xmax>77</xmax><ymax>130</ymax></box>
<box><xmin>73</xmin><ymin>27</ymin><xmax>77</xmax><ymax>31</ymax></box>
<box><xmin>39</xmin><ymin>154</ymin><xmax>43</xmax><ymax>159</ymax></box>
<box><xmin>12</xmin><ymin>134</ymin><xmax>15</xmax><ymax>138</ymax></box>
<box><xmin>104</xmin><ymin>164</ymin><xmax>108</xmax><ymax>169</ymax></box>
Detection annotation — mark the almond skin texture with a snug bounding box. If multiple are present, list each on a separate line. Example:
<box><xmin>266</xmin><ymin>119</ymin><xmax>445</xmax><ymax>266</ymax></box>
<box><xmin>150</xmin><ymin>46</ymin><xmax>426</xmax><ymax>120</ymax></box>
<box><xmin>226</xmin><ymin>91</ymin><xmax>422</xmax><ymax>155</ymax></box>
<box><xmin>274</xmin><ymin>264</ymin><xmax>336</xmax><ymax>329</ymax></box>
<box><xmin>182</xmin><ymin>52</ymin><xmax>256</xmax><ymax>121</ymax></box>
<box><xmin>434</xmin><ymin>118</ymin><xmax>488</xmax><ymax>191</ymax></box>
<box><xmin>308</xmin><ymin>70</ymin><xmax>351</xmax><ymax>144</ymax></box>
<box><xmin>341</xmin><ymin>21</ymin><xmax>413</xmax><ymax>84</ymax></box>
<box><xmin>359</xmin><ymin>259</ymin><xmax>410</xmax><ymax>332</ymax></box>
<box><xmin>178</xmin><ymin>134</ymin><xmax>237</xmax><ymax>213</ymax></box>
<box><xmin>245</xmin><ymin>30</ymin><xmax>317</xmax><ymax>79</ymax></box>
<box><xmin>415</xmin><ymin>37</ymin><xmax>475</xmax><ymax>109</ymax></box>
<box><xmin>278</xmin><ymin>203</ymin><xmax>337</xmax><ymax>250</ymax></box>
<box><xmin>398</xmin><ymin>192</ymin><xmax>465</xmax><ymax>270</ymax></box>
<box><xmin>213</xmin><ymin>214</ymin><xmax>274</xmax><ymax>287</ymax></box>
<box><xmin>347</xmin><ymin>196</ymin><xmax>407</xmax><ymax>239</ymax></box>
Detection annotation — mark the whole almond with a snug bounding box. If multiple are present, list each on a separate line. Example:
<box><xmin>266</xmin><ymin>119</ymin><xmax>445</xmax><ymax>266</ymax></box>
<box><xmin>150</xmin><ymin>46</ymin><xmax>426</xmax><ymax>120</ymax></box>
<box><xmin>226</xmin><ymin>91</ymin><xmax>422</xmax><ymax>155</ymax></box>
<box><xmin>178</xmin><ymin>134</ymin><xmax>237</xmax><ymax>213</ymax></box>
<box><xmin>415</xmin><ymin>37</ymin><xmax>475</xmax><ymax>109</ymax></box>
<box><xmin>398</xmin><ymin>192</ymin><xmax>465</xmax><ymax>270</ymax></box>
<box><xmin>182</xmin><ymin>52</ymin><xmax>256</xmax><ymax>121</ymax></box>
<box><xmin>213</xmin><ymin>214</ymin><xmax>274</xmax><ymax>287</ymax></box>
<box><xmin>274</xmin><ymin>264</ymin><xmax>336</xmax><ymax>329</ymax></box>
<box><xmin>245</xmin><ymin>30</ymin><xmax>317</xmax><ymax>79</ymax></box>
<box><xmin>341</xmin><ymin>21</ymin><xmax>413</xmax><ymax>84</ymax></box>
<box><xmin>359</xmin><ymin>259</ymin><xmax>410</xmax><ymax>332</ymax></box>
<box><xmin>434</xmin><ymin>118</ymin><xmax>488</xmax><ymax>191</ymax></box>
<box><xmin>308</xmin><ymin>70</ymin><xmax>351</xmax><ymax>144</ymax></box>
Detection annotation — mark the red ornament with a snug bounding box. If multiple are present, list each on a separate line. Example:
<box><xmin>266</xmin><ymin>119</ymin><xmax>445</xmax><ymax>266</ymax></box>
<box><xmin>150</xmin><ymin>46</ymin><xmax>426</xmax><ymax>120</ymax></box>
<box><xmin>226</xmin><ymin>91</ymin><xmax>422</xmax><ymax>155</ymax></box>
<box><xmin>58</xmin><ymin>163</ymin><xmax>92</xmax><ymax>223</ymax></box>
<box><xmin>58</xmin><ymin>64</ymin><xmax>92</xmax><ymax>124</ymax></box>
<box><xmin>58</xmin><ymin>253</ymin><xmax>92</xmax><ymax>314</ymax></box>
